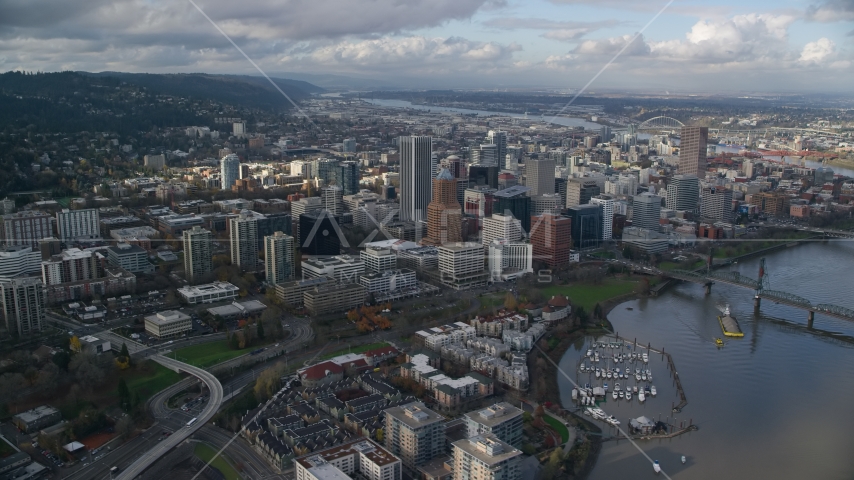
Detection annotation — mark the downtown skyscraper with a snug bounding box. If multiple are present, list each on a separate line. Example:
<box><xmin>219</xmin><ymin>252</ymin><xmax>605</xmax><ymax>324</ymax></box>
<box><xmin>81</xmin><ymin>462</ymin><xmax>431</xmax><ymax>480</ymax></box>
<box><xmin>678</xmin><ymin>126</ymin><xmax>708</xmax><ymax>177</ymax></box>
<box><xmin>220</xmin><ymin>153</ymin><xmax>240</xmax><ymax>190</ymax></box>
<box><xmin>399</xmin><ymin>136</ymin><xmax>433</xmax><ymax>222</ymax></box>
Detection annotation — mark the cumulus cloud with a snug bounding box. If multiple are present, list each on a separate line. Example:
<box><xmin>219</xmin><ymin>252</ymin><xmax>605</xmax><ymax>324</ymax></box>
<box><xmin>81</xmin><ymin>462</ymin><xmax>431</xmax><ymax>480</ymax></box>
<box><xmin>799</xmin><ymin>38</ymin><xmax>836</xmax><ymax>64</ymax></box>
<box><xmin>306</xmin><ymin>36</ymin><xmax>521</xmax><ymax>71</ymax></box>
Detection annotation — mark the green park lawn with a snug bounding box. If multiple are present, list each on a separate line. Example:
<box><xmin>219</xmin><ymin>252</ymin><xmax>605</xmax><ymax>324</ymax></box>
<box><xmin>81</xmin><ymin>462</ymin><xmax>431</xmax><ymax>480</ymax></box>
<box><xmin>173</xmin><ymin>340</ymin><xmax>249</xmax><ymax>367</ymax></box>
<box><xmin>543</xmin><ymin>414</ymin><xmax>570</xmax><ymax>443</ymax></box>
<box><xmin>541</xmin><ymin>279</ymin><xmax>640</xmax><ymax>312</ymax></box>
<box><xmin>124</xmin><ymin>362</ymin><xmax>182</xmax><ymax>403</ymax></box>
<box><xmin>194</xmin><ymin>443</ymin><xmax>242</xmax><ymax>480</ymax></box>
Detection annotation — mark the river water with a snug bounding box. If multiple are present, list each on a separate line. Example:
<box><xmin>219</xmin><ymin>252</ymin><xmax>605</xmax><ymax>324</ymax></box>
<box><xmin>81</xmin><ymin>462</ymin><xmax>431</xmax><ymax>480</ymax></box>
<box><xmin>558</xmin><ymin>240</ymin><xmax>854</xmax><ymax>479</ymax></box>
<box><xmin>362</xmin><ymin>98</ymin><xmax>603</xmax><ymax>130</ymax></box>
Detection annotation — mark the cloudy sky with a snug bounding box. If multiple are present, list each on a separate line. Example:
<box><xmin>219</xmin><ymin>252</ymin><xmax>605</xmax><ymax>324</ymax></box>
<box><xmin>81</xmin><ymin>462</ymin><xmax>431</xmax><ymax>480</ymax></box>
<box><xmin>1</xmin><ymin>0</ymin><xmax>853</xmax><ymax>92</ymax></box>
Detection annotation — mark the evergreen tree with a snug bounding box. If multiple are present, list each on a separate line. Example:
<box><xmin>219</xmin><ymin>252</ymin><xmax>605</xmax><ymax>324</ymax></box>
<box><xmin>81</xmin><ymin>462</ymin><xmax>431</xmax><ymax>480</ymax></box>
<box><xmin>117</xmin><ymin>378</ymin><xmax>130</xmax><ymax>411</ymax></box>
<box><xmin>257</xmin><ymin>320</ymin><xmax>265</xmax><ymax>340</ymax></box>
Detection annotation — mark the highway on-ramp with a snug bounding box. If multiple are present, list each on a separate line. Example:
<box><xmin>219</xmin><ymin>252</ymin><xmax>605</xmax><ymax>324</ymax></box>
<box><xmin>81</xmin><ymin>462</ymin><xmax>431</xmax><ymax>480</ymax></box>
<box><xmin>115</xmin><ymin>355</ymin><xmax>223</xmax><ymax>480</ymax></box>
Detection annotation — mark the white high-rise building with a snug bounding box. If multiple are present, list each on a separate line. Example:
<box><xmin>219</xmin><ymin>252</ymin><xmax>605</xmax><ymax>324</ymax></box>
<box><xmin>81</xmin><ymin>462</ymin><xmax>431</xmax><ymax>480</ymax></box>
<box><xmin>322</xmin><ymin>186</ymin><xmax>344</xmax><ymax>215</ymax></box>
<box><xmin>399</xmin><ymin>136</ymin><xmax>433</xmax><ymax>222</ymax></box>
<box><xmin>183</xmin><ymin>226</ymin><xmax>213</xmax><ymax>285</ymax></box>
<box><xmin>0</xmin><ymin>276</ymin><xmax>45</xmax><ymax>338</ymax></box>
<box><xmin>229</xmin><ymin>212</ymin><xmax>258</xmax><ymax>270</ymax></box>
<box><xmin>452</xmin><ymin>434</ymin><xmax>522</xmax><ymax>480</ymax></box>
<box><xmin>590</xmin><ymin>195</ymin><xmax>615</xmax><ymax>240</ymax></box>
<box><xmin>264</xmin><ymin>231</ymin><xmax>295</xmax><ymax>284</ymax></box>
<box><xmin>487</xmin><ymin>240</ymin><xmax>532</xmax><ymax>282</ymax></box>
<box><xmin>56</xmin><ymin>208</ymin><xmax>100</xmax><ymax>242</ymax></box>
<box><xmin>482</xmin><ymin>214</ymin><xmax>522</xmax><ymax>249</ymax></box>
<box><xmin>233</xmin><ymin>122</ymin><xmax>246</xmax><ymax>137</ymax></box>
<box><xmin>632</xmin><ymin>192</ymin><xmax>662</xmax><ymax>231</ymax></box>
<box><xmin>291</xmin><ymin>160</ymin><xmax>313</xmax><ymax>179</ymax></box>
<box><xmin>526</xmin><ymin>158</ymin><xmax>555</xmax><ymax>197</ymax></box>
<box><xmin>220</xmin><ymin>153</ymin><xmax>240</xmax><ymax>191</ymax></box>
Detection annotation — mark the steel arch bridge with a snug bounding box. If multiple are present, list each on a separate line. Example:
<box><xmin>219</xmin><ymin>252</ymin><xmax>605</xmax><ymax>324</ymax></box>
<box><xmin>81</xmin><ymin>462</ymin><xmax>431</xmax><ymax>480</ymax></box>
<box><xmin>638</xmin><ymin>116</ymin><xmax>685</xmax><ymax>131</ymax></box>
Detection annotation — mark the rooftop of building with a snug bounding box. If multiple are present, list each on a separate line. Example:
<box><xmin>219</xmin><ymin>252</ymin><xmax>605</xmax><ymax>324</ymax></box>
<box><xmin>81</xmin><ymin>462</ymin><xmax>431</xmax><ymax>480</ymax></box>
<box><xmin>177</xmin><ymin>282</ymin><xmax>239</xmax><ymax>295</ymax></box>
<box><xmin>492</xmin><ymin>185</ymin><xmax>530</xmax><ymax>198</ymax></box>
<box><xmin>145</xmin><ymin>310</ymin><xmax>191</xmax><ymax>325</ymax></box>
<box><xmin>13</xmin><ymin>405</ymin><xmax>59</xmax><ymax>422</ymax></box>
<box><xmin>107</xmin><ymin>243</ymin><xmax>147</xmax><ymax>255</ymax></box>
<box><xmin>452</xmin><ymin>434</ymin><xmax>521</xmax><ymax>465</ymax></box>
<box><xmin>360</xmin><ymin>268</ymin><xmax>415</xmax><ymax>280</ymax></box>
<box><xmin>385</xmin><ymin>402</ymin><xmax>444</xmax><ymax>428</ymax></box>
<box><xmin>302</xmin><ymin>255</ymin><xmax>362</xmax><ymax>269</ymax></box>
<box><xmin>463</xmin><ymin>402</ymin><xmax>523</xmax><ymax>426</ymax></box>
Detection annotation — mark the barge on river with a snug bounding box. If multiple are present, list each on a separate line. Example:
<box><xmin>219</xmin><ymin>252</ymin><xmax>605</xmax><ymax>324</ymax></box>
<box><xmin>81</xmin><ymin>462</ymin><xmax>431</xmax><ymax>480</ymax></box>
<box><xmin>717</xmin><ymin>304</ymin><xmax>744</xmax><ymax>337</ymax></box>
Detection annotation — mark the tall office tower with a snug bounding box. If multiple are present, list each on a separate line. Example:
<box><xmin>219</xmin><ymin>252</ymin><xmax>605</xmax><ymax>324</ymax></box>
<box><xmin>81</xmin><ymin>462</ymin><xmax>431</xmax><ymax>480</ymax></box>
<box><xmin>482</xmin><ymin>214</ymin><xmax>522</xmax><ymax>249</ymax></box>
<box><xmin>469</xmin><ymin>165</ymin><xmax>499</xmax><ymax>189</ymax></box>
<box><xmin>566</xmin><ymin>178</ymin><xmax>601</xmax><ymax>208</ymax></box>
<box><xmin>487</xmin><ymin>131</ymin><xmax>507</xmax><ymax>166</ymax></box>
<box><xmin>565</xmin><ymin>205</ymin><xmax>602</xmax><ymax>250</ymax></box>
<box><xmin>229</xmin><ymin>213</ymin><xmax>258</xmax><ymax>270</ymax></box>
<box><xmin>299</xmin><ymin>211</ymin><xmax>342</xmax><ymax>256</ymax></box>
<box><xmin>526</xmin><ymin>158</ymin><xmax>556</xmax><ymax>197</ymax></box>
<box><xmin>666</xmin><ymin>175</ymin><xmax>700</xmax><ymax>212</ymax></box>
<box><xmin>632</xmin><ymin>193</ymin><xmax>663</xmax><ymax>231</ymax></box>
<box><xmin>182</xmin><ymin>226</ymin><xmax>213</xmax><ymax>285</ymax></box>
<box><xmin>0</xmin><ymin>276</ymin><xmax>45</xmax><ymax>338</ymax></box>
<box><xmin>474</xmin><ymin>144</ymin><xmax>499</xmax><ymax>167</ymax></box>
<box><xmin>56</xmin><ymin>208</ymin><xmax>100</xmax><ymax>242</ymax></box>
<box><xmin>679</xmin><ymin>126</ymin><xmax>709</xmax><ymax>176</ymax></box>
<box><xmin>342</xmin><ymin>138</ymin><xmax>357</xmax><ymax>153</ymax></box>
<box><xmin>264</xmin><ymin>231</ymin><xmax>295</xmax><ymax>284</ymax></box>
<box><xmin>431</xmin><ymin>152</ymin><xmax>439</xmax><ymax>180</ymax></box>
<box><xmin>334</xmin><ymin>160</ymin><xmax>360</xmax><ymax>195</ymax></box>
<box><xmin>498</xmin><ymin>172</ymin><xmax>517</xmax><ymax>191</ymax></box>
<box><xmin>493</xmin><ymin>186</ymin><xmax>532</xmax><ymax>232</ymax></box>
<box><xmin>530</xmin><ymin>194</ymin><xmax>562</xmax><ymax>217</ymax></box>
<box><xmin>600</xmin><ymin>125</ymin><xmax>612</xmax><ymax>143</ymax></box>
<box><xmin>313</xmin><ymin>158</ymin><xmax>340</xmax><ymax>185</ymax></box>
<box><xmin>590</xmin><ymin>195</ymin><xmax>615</xmax><ymax>240</ymax></box>
<box><xmin>530</xmin><ymin>213</ymin><xmax>571</xmax><ymax>268</ymax></box>
<box><xmin>423</xmin><ymin>169</ymin><xmax>462</xmax><ymax>246</ymax></box>
<box><xmin>399</xmin><ymin>136</ymin><xmax>433</xmax><ymax>222</ymax></box>
<box><xmin>555</xmin><ymin>178</ymin><xmax>567</xmax><ymax>207</ymax></box>
<box><xmin>440</xmin><ymin>155</ymin><xmax>465</xmax><ymax>179</ymax></box>
<box><xmin>322</xmin><ymin>186</ymin><xmax>345</xmax><ymax>215</ymax></box>
<box><xmin>220</xmin><ymin>153</ymin><xmax>240</xmax><ymax>191</ymax></box>
<box><xmin>384</xmin><ymin>403</ymin><xmax>445</xmax><ymax>473</ymax></box>
<box><xmin>1</xmin><ymin>211</ymin><xmax>53</xmax><ymax>248</ymax></box>
<box><xmin>452</xmin><ymin>435</ymin><xmax>522</xmax><ymax>480</ymax></box>
<box><xmin>700</xmin><ymin>186</ymin><xmax>733</xmax><ymax>222</ymax></box>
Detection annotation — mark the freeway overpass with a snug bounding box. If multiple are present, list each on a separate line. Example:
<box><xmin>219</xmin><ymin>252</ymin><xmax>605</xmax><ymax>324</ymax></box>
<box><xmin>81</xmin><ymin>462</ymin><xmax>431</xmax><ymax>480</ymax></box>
<box><xmin>115</xmin><ymin>355</ymin><xmax>223</xmax><ymax>480</ymax></box>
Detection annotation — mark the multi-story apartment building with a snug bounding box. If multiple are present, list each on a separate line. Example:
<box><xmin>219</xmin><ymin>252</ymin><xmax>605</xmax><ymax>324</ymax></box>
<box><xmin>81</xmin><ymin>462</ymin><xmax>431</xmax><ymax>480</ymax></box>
<box><xmin>463</xmin><ymin>403</ymin><xmax>524</xmax><ymax>448</ymax></box>
<box><xmin>384</xmin><ymin>403</ymin><xmax>445</xmax><ymax>473</ymax></box>
<box><xmin>294</xmin><ymin>439</ymin><xmax>401</xmax><ymax>480</ymax></box>
<box><xmin>264</xmin><ymin>231</ymin><xmax>295</xmax><ymax>284</ymax></box>
<box><xmin>451</xmin><ymin>435</ymin><xmax>521</xmax><ymax>480</ymax></box>
<box><xmin>700</xmin><ymin>186</ymin><xmax>733</xmax><ymax>222</ymax></box>
<box><xmin>0</xmin><ymin>276</ymin><xmax>45</xmax><ymax>337</ymax></box>
<box><xmin>666</xmin><ymin>175</ymin><xmax>700</xmax><ymax>212</ymax></box>
<box><xmin>1</xmin><ymin>211</ymin><xmax>53</xmax><ymax>248</ymax></box>
<box><xmin>221</xmin><ymin>153</ymin><xmax>240</xmax><ymax>190</ymax></box>
<box><xmin>56</xmin><ymin>208</ymin><xmax>100</xmax><ymax>242</ymax></box>
<box><xmin>0</xmin><ymin>246</ymin><xmax>41</xmax><ymax>277</ymax></box>
<box><xmin>106</xmin><ymin>243</ymin><xmax>154</xmax><ymax>274</ymax></box>
<box><xmin>182</xmin><ymin>226</ymin><xmax>213</xmax><ymax>285</ymax></box>
<box><xmin>229</xmin><ymin>212</ymin><xmax>258</xmax><ymax>270</ymax></box>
